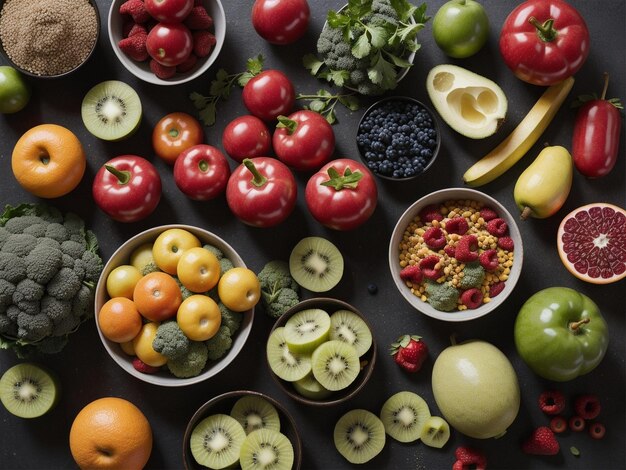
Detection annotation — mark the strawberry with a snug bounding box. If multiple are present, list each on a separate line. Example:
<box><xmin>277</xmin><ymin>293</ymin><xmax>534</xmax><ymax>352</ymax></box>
<box><xmin>399</xmin><ymin>265</ymin><xmax>423</xmax><ymax>284</ymax></box>
<box><xmin>452</xmin><ymin>446</ymin><xmax>487</xmax><ymax>470</ymax></box>
<box><xmin>390</xmin><ymin>335</ymin><xmax>428</xmax><ymax>373</ymax></box>
<box><xmin>118</xmin><ymin>33</ymin><xmax>148</xmax><ymax>62</ymax></box>
<box><xmin>522</xmin><ymin>426</ymin><xmax>560</xmax><ymax>455</ymax></box>
<box><xmin>119</xmin><ymin>0</ymin><xmax>151</xmax><ymax>24</ymax></box>
<box><xmin>132</xmin><ymin>357</ymin><xmax>160</xmax><ymax>374</ymax></box>
<box><xmin>185</xmin><ymin>6</ymin><xmax>214</xmax><ymax>30</ymax></box>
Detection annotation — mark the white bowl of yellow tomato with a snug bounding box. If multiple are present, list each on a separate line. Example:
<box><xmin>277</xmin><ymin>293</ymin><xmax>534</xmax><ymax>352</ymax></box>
<box><xmin>94</xmin><ymin>225</ymin><xmax>258</xmax><ymax>386</ymax></box>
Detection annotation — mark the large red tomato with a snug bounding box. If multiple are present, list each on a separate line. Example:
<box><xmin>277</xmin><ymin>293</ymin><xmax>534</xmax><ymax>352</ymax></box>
<box><xmin>251</xmin><ymin>0</ymin><xmax>310</xmax><ymax>45</ymax></box>
<box><xmin>241</xmin><ymin>70</ymin><xmax>295</xmax><ymax>122</ymax></box>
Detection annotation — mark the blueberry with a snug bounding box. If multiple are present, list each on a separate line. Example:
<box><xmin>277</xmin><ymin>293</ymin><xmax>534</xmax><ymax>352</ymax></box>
<box><xmin>367</xmin><ymin>283</ymin><xmax>378</xmax><ymax>295</ymax></box>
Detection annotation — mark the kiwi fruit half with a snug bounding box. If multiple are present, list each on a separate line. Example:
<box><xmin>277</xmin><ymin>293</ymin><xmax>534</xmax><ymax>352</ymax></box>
<box><xmin>380</xmin><ymin>391</ymin><xmax>431</xmax><ymax>443</ymax></box>
<box><xmin>230</xmin><ymin>395</ymin><xmax>281</xmax><ymax>435</ymax></box>
<box><xmin>190</xmin><ymin>413</ymin><xmax>246</xmax><ymax>469</ymax></box>
<box><xmin>284</xmin><ymin>308</ymin><xmax>331</xmax><ymax>353</ymax></box>
<box><xmin>239</xmin><ymin>428</ymin><xmax>294</xmax><ymax>470</ymax></box>
<box><xmin>0</xmin><ymin>363</ymin><xmax>59</xmax><ymax>418</ymax></box>
<box><xmin>420</xmin><ymin>415</ymin><xmax>451</xmax><ymax>448</ymax></box>
<box><xmin>311</xmin><ymin>340</ymin><xmax>360</xmax><ymax>391</ymax></box>
<box><xmin>329</xmin><ymin>310</ymin><xmax>373</xmax><ymax>357</ymax></box>
<box><xmin>266</xmin><ymin>327</ymin><xmax>311</xmax><ymax>382</ymax></box>
<box><xmin>81</xmin><ymin>80</ymin><xmax>142</xmax><ymax>141</ymax></box>
<box><xmin>334</xmin><ymin>409</ymin><xmax>386</xmax><ymax>464</ymax></box>
<box><xmin>292</xmin><ymin>373</ymin><xmax>333</xmax><ymax>401</ymax></box>
<box><xmin>289</xmin><ymin>237</ymin><xmax>344</xmax><ymax>292</ymax></box>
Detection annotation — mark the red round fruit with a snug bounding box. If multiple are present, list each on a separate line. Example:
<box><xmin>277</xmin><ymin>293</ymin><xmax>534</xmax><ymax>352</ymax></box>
<box><xmin>251</xmin><ymin>0</ymin><xmax>310</xmax><ymax>45</ymax></box>
<box><xmin>549</xmin><ymin>416</ymin><xmax>567</xmax><ymax>434</ymax></box>
<box><xmin>173</xmin><ymin>144</ymin><xmax>230</xmax><ymax>201</ymax></box>
<box><xmin>146</xmin><ymin>22</ymin><xmax>193</xmax><ymax>66</ymax></box>
<box><xmin>557</xmin><ymin>203</ymin><xmax>626</xmax><ymax>284</ymax></box>
<box><xmin>574</xmin><ymin>394</ymin><xmax>601</xmax><ymax>420</ymax></box>
<box><xmin>241</xmin><ymin>70</ymin><xmax>295</xmax><ymax>122</ymax></box>
<box><xmin>145</xmin><ymin>0</ymin><xmax>194</xmax><ymax>23</ymax></box>
<box><xmin>589</xmin><ymin>422</ymin><xmax>606</xmax><ymax>439</ymax></box>
<box><xmin>568</xmin><ymin>416</ymin><xmax>585</xmax><ymax>432</ymax></box>
<box><xmin>222</xmin><ymin>115</ymin><xmax>271</xmax><ymax>163</ymax></box>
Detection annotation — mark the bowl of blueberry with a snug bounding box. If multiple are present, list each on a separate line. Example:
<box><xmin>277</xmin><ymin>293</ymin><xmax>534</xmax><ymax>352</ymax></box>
<box><xmin>356</xmin><ymin>96</ymin><xmax>440</xmax><ymax>180</ymax></box>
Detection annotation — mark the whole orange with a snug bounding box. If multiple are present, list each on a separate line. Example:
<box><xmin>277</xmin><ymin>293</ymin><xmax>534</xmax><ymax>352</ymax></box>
<box><xmin>133</xmin><ymin>272</ymin><xmax>182</xmax><ymax>322</ymax></box>
<box><xmin>98</xmin><ymin>297</ymin><xmax>143</xmax><ymax>343</ymax></box>
<box><xmin>69</xmin><ymin>397</ymin><xmax>152</xmax><ymax>470</ymax></box>
<box><xmin>11</xmin><ymin>124</ymin><xmax>86</xmax><ymax>198</ymax></box>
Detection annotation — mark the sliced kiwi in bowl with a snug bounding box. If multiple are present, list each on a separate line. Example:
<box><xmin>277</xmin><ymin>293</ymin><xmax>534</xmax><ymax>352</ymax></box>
<box><xmin>0</xmin><ymin>363</ymin><xmax>59</xmax><ymax>419</ymax></box>
<box><xmin>283</xmin><ymin>308</ymin><xmax>331</xmax><ymax>354</ymax></box>
<box><xmin>289</xmin><ymin>237</ymin><xmax>344</xmax><ymax>293</ymax></box>
<box><xmin>189</xmin><ymin>413</ymin><xmax>246</xmax><ymax>469</ymax></box>
<box><xmin>311</xmin><ymin>340</ymin><xmax>360</xmax><ymax>392</ymax></box>
<box><xmin>329</xmin><ymin>309</ymin><xmax>373</xmax><ymax>357</ymax></box>
<box><xmin>230</xmin><ymin>395</ymin><xmax>281</xmax><ymax>435</ymax></box>
<box><xmin>292</xmin><ymin>373</ymin><xmax>333</xmax><ymax>401</ymax></box>
<box><xmin>239</xmin><ymin>428</ymin><xmax>294</xmax><ymax>470</ymax></box>
<box><xmin>266</xmin><ymin>327</ymin><xmax>311</xmax><ymax>383</ymax></box>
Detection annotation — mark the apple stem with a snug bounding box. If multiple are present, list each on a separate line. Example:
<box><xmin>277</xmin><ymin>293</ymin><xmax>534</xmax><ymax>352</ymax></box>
<box><xmin>198</xmin><ymin>159</ymin><xmax>209</xmax><ymax>172</ymax></box>
<box><xmin>600</xmin><ymin>72</ymin><xmax>610</xmax><ymax>101</ymax></box>
<box><xmin>529</xmin><ymin>17</ymin><xmax>557</xmax><ymax>42</ymax></box>
<box><xmin>105</xmin><ymin>165</ymin><xmax>131</xmax><ymax>185</ymax></box>
<box><xmin>569</xmin><ymin>317</ymin><xmax>590</xmax><ymax>333</ymax></box>
<box><xmin>520</xmin><ymin>206</ymin><xmax>533</xmax><ymax>220</ymax></box>
<box><xmin>242</xmin><ymin>158</ymin><xmax>267</xmax><ymax>187</ymax></box>
<box><xmin>449</xmin><ymin>334</ymin><xmax>457</xmax><ymax>346</ymax></box>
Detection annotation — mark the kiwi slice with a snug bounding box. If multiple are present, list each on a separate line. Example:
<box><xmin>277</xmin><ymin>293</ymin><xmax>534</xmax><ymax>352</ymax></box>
<box><xmin>334</xmin><ymin>409</ymin><xmax>386</xmax><ymax>464</ymax></box>
<box><xmin>284</xmin><ymin>308</ymin><xmax>331</xmax><ymax>353</ymax></box>
<box><xmin>81</xmin><ymin>80</ymin><xmax>142</xmax><ymax>141</ymax></box>
<box><xmin>239</xmin><ymin>428</ymin><xmax>294</xmax><ymax>470</ymax></box>
<box><xmin>190</xmin><ymin>413</ymin><xmax>246</xmax><ymax>469</ymax></box>
<box><xmin>293</xmin><ymin>373</ymin><xmax>333</xmax><ymax>401</ymax></box>
<box><xmin>311</xmin><ymin>340</ymin><xmax>360</xmax><ymax>391</ymax></box>
<box><xmin>380</xmin><ymin>391</ymin><xmax>431</xmax><ymax>443</ymax></box>
<box><xmin>420</xmin><ymin>415</ymin><xmax>451</xmax><ymax>449</ymax></box>
<box><xmin>329</xmin><ymin>310</ymin><xmax>373</xmax><ymax>357</ymax></box>
<box><xmin>0</xmin><ymin>363</ymin><xmax>59</xmax><ymax>419</ymax></box>
<box><xmin>266</xmin><ymin>327</ymin><xmax>311</xmax><ymax>382</ymax></box>
<box><xmin>289</xmin><ymin>237</ymin><xmax>344</xmax><ymax>292</ymax></box>
<box><xmin>230</xmin><ymin>395</ymin><xmax>281</xmax><ymax>435</ymax></box>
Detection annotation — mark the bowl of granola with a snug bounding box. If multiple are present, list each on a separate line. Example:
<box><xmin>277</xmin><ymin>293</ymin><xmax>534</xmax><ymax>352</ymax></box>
<box><xmin>388</xmin><ymin>188</ymin><xmax>523</xmax><ymax>321</ymax></box>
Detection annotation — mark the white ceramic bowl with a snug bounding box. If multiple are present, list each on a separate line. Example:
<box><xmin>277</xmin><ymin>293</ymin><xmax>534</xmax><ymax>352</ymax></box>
<box><xmin>108</xmin><ymin>0</ymin><xmax>226</xmax><ymax>85</ymax></box>
<box><xmin>389</xmin><ymin>188</ymin><xmax>523</xmax><ymax>322</ymax></box>
<box><xmin>95</xmin><ymin>225</ymin><xmax>254</xmax><ymax>386</ymax></box>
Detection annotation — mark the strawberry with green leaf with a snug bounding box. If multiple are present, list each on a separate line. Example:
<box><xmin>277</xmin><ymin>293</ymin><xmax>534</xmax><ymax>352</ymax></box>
<box><xmin>390</xmin><ymin>334</ymin><xmax>428</xmax><ymax>373</ymax></box>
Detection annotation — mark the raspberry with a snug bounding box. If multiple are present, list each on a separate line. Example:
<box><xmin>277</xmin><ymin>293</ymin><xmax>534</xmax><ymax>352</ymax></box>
<box><xmin>149</xmin><ymin>59</ymin><xmax>177</xmax><ymax>79</ymax></box>
<box><xmin>445</xmin><ymin>217</ymin><xmax>468</xmax><ymax>235</ymax></box>
<box><xmin>498</xmin><ymin>236</ymin><xmax>514</xmax><ymax>251</ymax></box>
<box><xmin>480</xmin><ymin>207</ymin><xmax>498</xmax><ymax>221</ymax></box>
<box><xmin>399</xmin><ymin>265</ymin><xmax>423</xmax><ymax>284</ymax></box>
<box><xmin>423</xmin><ymin>226</ymin><xmax>446</xmax><ymax>250</ymax></box>
<box><xmin>119</xmin><ymin>0</ymin><xmax>151</xmax><ymax>23</ymax></box>
<box><xmin>455</xmin><ymin>234</ymin><xmax>479</xmax><ymax>263</ymax></box>
<box><xmin>589</xmin><ymin>422</ymin><xmax>606</xmax><ymax>439</ymax></box>
<box><xmin>193</xmin><ymin>30</ymin><xmax>216</xmax><ymax>58</ymax></box>
<box><xmin>185</xmin><ymin>5</ymin><xmax>214</xmax><ymax>29</ymax></box>
<box><xmin>549</xmin><ymin>416</ymin><xmax>567</xmax><ymax>434</ymax></box>
<box><xmin>419</xmin><ymin>255</ymin><xmax>442</xmax><ymax>280</ymax></box>
<box><xmin>574</xmin><ymin>394</ymin><xmax>601</xmax><ymax>420</ymax></box>
<box><xmin>176</xmin><ymin>54</ymin><xmax>198</xmax><ymax>73</ymax></box>
<box><xmin>444</xmin><ymin>245</ymin><xmax>456</xmax><ymax>257</ymax></box>
<box><xmin>132</xmin><ymin>357</ymin><xmax>160</xmax><ymax>374</ymax></box>
<box><xmin>479</xmin><ymin>249</ymin><xmax>498</xmax><ymax>271</ymax></box>
<box><xmin>418</xmin><ymin>204</ymin><xmax>442</xmax><ymax>223</ymax></box>
<box><xmin>453</xmin><ymin>446</ymin><xmax>487</xmax><ymax>470</ymax></box>
<box><xmin>488</xmin><ymin>282</ymin><xmax>505</xmax><ymax>297</ymax></box>
<box><xmin>486</xmin><ymin>218</ymin><xmax>508</xmax><ymax>236</ymax></box>
<box><xmin>460</xmin><ymin>288</ymin><xmax>482</xmax><ymax>309</ymax></box>
<box><xmin>569</xmin><ymin>415</ymin><xmax>585</xmax><ymax>432</ymax></box>
<box><xmin>118</xmin><ymin>33</ymin><xmax>148</xmax><ymax>62</ymax></box>
<box><xmin>127</xmin><ymin>23</ymin><xmax>148</xmax><ymax>38</ymax></box>
<box><xmin>522</xmin><ymin>426</ymin><xmax>560</xmax><ymax>455</ymax></box>
<box><xmin>538</xmin><ymin>390</ymin><xmax>566</xmax><ymax>415</ymax></box>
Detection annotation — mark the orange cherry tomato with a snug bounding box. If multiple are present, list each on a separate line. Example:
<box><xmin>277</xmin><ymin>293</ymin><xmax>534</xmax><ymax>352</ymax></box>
<box><xmin>152</xmin><ymin>112</ymin><xmax>204</xmax><ymax>164</ymax></box>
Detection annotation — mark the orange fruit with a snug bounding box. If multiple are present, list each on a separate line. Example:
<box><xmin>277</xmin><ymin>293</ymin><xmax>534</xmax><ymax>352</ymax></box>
<box><xmin>177</xmin><ymin>295</ymin><xmax>221</xmax><ymax>341</ymax></box>
<box><xmin>69</xmin><ymin>397</ymin><xmax>152</xmax><ymax>470</ymax></box>
<box><xmin>133</xmin><ymin>272</ymin><xmax>182</xmax><ymax>322</ymax></box>
<box><xmin>152</xmin><ymin>228</ymin><xmax>201</xmax><ymax>274</ymax></box>
<box><xmin>11</xmin><ymin>124</ymin><xmax>86</xmax><ymax>198</ymax></box>
<box><xmin>98</xmin><ymin>297</ymin><xmax>143</xmax><ymax>343</ymax></box>
<box><xmin>176</xmin><ymin>246</ymin><xmax>221</xmax><ymax>293</ymax></box>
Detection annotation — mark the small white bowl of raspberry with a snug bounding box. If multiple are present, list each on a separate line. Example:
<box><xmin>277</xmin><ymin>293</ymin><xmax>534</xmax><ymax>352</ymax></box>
<box><xmin>108</xmin><ymin>0</ymin><xmax>225</xmax><ymax>85</ymax></box>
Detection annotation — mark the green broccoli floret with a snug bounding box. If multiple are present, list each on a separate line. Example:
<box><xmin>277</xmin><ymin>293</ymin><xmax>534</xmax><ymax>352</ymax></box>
<box><xmin>152</xmin><ymin>321</ymin><xmax>190</xmax><ymax>359</ymax></box>
<box><xmin>263</xmin><ymin>288</ymin><xmax>300</xmax><ymax>319</ymax></box>
<box><xmin>36</xmin><ymin>335</ymin><xmax>69</xmax><ymax>355</ymax></box>
<box><xmin>62</xmin><ymin>213</ymin><xmax>85</xmax><ymax>240</ymax></box>
<box><xmin>0</xmin><ymin>313</ymin><xmax>17</xmax><ymax>336</ymax></box>
<box><xmin>72</xmin><ymin>285</ymin><xmax>94</xmax><ymax>320</ymax></box>
<box><xmin>167</xmin><ymin>341</ymin><xmax>209</xmax><ymax>378</ymax></box>
<box><xmin>44</xmin><ymin>223</ymin><xmax>68</xmax><ymax>243</ymax></box>
<box><xmin>459</xmin><ymin>262</ymin><xmax>486</xmax><ymax>289</ymax></box>
<box><xmin>140</xmin><ymin>261</ymin><xmax>160</xmax><ymax>276</ymax></box>
<box><xmin>369</xmin><ymin>0</ymin><xmax>399</xmax><ymax>25</ymax></box>
<box><xmin>0</xmin><ymin>227</ymin><xmax>9</xmax><ymax>250</ymax></box>
<box><xmin>257</xmin><ymin>260</ymin><xmax>300</xmax><ymax>319</ymax></box>
<box><xmin>0</xmin><ymin>252</ymin><xmax>26</xmax><ymax>284</ymax></box>
<box><xmin>3</xmin><ymin>216</ymin><xmax>44</xmax><ymax>234</ymax></box>
<box><xmin>60</xmin><ymin>240</ymin><xmax>87</xmax><ymax>260</ymax></box>
<box><xmin>17</xmin><ymin>311</ymin><xmax>52</xmax><ymax>342</ymax></box>
<box><xmin>13</xmin><ymin>279</ymin><xmax>45</xmax><ymax>305</ymax></box>
<box><xmin>36</xmin><ymin>237</ymin><xmax>61</xmax><ymax>250</ymax></box>
<box><xmin>205</xmin><ymin>326</ymin><xmax>232</xmax><ymax>361</ymax></box>
<box><xmin>0</xmin><ymin>279</ymin><xmax>16</xmax><ymax>312</ymax></box>
<box><xmin>81</xmin><ymin>250</ymin><xmax>103</xmax><ymax>284</ymax></box>
<box><xmin>47</xmin><ymin>267</ymin><xmax>81</xmax><ymax>301</ymax></box>
<box><xmin>51</xmin><ymin>314</ymin><xmax>80</xmax><ymax>336</ymax></box>
<box><xmin>25</xmin><ymin>245</ymin><xmax>63</xmax><ymax>285</ymax></box>
<box><xmin>425</xmin><ymin>280</ymin><xmax>459</xmax><ymax>312</ymax></box>
<box><xmin>218</xmin><ymin>302</ymin><xmax>242</xmax><ymax>334</ymax></box>
<box><xmin>5</xmin><ymin>305</ymin><xmax>19</xmax><ymax>322</ymax></box>
<box><xmin>219</xmin><ymin>257</ymin><xmax>234</xmax><ymax>273</ymax></box>
<box><xmin>202</xmin><ymin>244</ymin><xmax>224</xmax><ymax>260</ymax></box>
<box><xmin>23</xmin><ymin>224</ymin><xmax>47</xmax><ymax>238</ymax></box>
<box><xmin>1</xmin><ymin>233</ymin><xmax>38</xmax><ymax>258</ymax></box>
<box><xmin>40</xmin><ymin>296</ymin><xmax>72</xmax><ymax>325</ymax></box>
<box><xmin>173</xmin><ymin>277</ymin><xmax>194</xmax><ymax>300</ymax></box>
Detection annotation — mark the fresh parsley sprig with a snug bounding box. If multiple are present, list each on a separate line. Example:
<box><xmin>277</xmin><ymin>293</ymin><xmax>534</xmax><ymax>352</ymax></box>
<box><xmin>296</xmin><ymin>90</ymin><xmax>360</xmax><ymax>124</ymax></box>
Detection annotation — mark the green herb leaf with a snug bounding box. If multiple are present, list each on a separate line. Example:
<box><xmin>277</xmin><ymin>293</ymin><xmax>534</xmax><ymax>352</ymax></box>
<box><xmin>246</xmin><ymin>54</ymin><xmax>265</xmax><ymax>75</ymax></box>
<box><xmin>198</xmin><ymin>101</ymin><xmax>217</xmax><ymax>127</ymax></box>
<box><xmin>338</xmin><ymin>94</ymin><xmax>360</xmax><ymax>111</ymax></box>
<box><xmin>347</xmin><ymin>0</ymin><xmax>373</xmax><ymax>19</ymax></box>
<box><xmin>296</xmin><ymin>90</ymin><xmax>359</xmax><ymax>125</ymax></box>
<box><xmin>352</xmin><ymin>32</ymin><xmax>372</xmax><ymax>59</ymax></box>
<box><xmin>308</xmin><ymin>100</ymin><xmax>326</xmax><ymax>113</ymax></box>
<box><xmin>303</xmin><ymin>54</ymin><xmax>325</xmax><ymax>75</ymax></box>
<box><xmin>368</xmin><ymin>51</ymin><xmax>398</xmax><ymax>90</ymax></box>
<box><xmin>325</xmin><ymin>111</ymin><xmax>337</xmax><ymax>125</ymax></box>
<box><xmin>367</xmin><ymin>25</ymin><xmax>389</xmax><ymax>49</ymax></box>
<box><xmin>384</xmin><ymin>51</ymin><xmax>413</xmax><ymax>68</ymax></box>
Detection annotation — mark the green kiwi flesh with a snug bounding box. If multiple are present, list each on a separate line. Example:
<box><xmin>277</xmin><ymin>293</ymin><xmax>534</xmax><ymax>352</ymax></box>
<box><xmin>333</xmin><ymin>409</ymin><xmax>386</xmax><ymax>464</ymax></box>
<box><xmin>292</xmin><ymin>373</ymin><xmax>333</xmax><ymax>400</ymax></box>
<box><xmin>284</xmin><ymin>308</ymin><xmax>331</xmax><ymax>353</ymax></box>
<box><xmin>190</xmin><ymin>413</ymin><xmax>246</xmax><ymax>469</ymax></box>
<box><xmin>289</xmin><ymin>237</ymin><xmax>344</xmax><ymax>292</ymax></box>
<box><xmin>311</xmin><ymin>340</ymin><xmax>360</xmax><ymax>391</ymax></box>
<box><xmin>329</xmin><ymin>310</ymin><xmax>373</xmax><ymax>357</ymax></box>
<box><xmin>239</xmin><ymin>428</ymin><xmax>294</xmax><ymax>470</ymax></box>
<box><xmin>230</xmin><ymin>395</ymin><xmax>281</xmax><ymax>435</ymax></box>
<box><xmin>420</xmin><ymin>415</ymin><xmax>451</xmax><ymax>448</ymax></box>
<box><xmin>81</xmin><ymin>80</ymin><xmax>142</xmax><ymax>141</ymax></box>
<box><xmin>0</xmin><ymin>363</ymin><xmax>59</xmax><ymax>418</ymax></box>
<box><xmin>380</xmin><ymin>391</ymin><xmax>431</xmax><ymax>443</ymax></box>
<box><xmin>266</xmin><ymin>327</ymin><xmax>311</xmax><ymax>382</ymax></box>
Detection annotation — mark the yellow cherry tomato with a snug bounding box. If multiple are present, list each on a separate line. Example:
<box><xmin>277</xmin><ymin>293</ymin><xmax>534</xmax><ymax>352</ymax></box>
<box><xmin>177</xmin><ymin>247</ymin><xmax>221</xmax><ymax>293</ymax></box>
<box><xmin>106</xmin><ymin>265</ymin><xmax>143</xmax><ymax>299</ymax></box>
<box><xmin>217</xmin><ymin>267</ymin><xmax>261</xmax><ymax>312</ymax></box>
<box><xmin>132</xmin><ymin>322</ymin><xmax>167</xmax><ymax>367</ymax></box>
<box><xmin>177</xmin><ymin>295</ymin><xmax>221</xmax><ymax>341</ymax></box>
<box><xmin>130</xmin><ymin>242</ymin><xmax>156</xmax><ymax>273</ymax></box>
<box><xmin>120</xmin><ymin>340</ymin><xmax>136</xmax><ymax>356</ymax></box>
<box><xmin>152</xmin><ymin>228</ymin><xmax>201</xmax><ymax>274</ymax></box>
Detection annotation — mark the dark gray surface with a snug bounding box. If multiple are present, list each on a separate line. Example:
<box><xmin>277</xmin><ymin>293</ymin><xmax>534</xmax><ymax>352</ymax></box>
<box><xmin>1</xmin><ymin>0</ymin><xmax>625</xmax><ymax>469</ymax></box>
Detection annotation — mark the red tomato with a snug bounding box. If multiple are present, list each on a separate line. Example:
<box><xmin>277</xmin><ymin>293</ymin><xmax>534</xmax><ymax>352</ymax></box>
<box><xmin>152</xmin><ymin>112</ymin><xmax>204</xmax><ymax>164</ymax></box>
<box><xmin>146</xmin><ymin>23</ymin><xmax>193</xmax><ymax>66</ymax></box>
<box><xmin>305</xmin><ymin>158</ymin><xmax>377</xmax><ymax>231</ymax></box>
<box><xmin>173</xmin><ymin>144</ymin><xmax>231</xmax><ymax>200</ymax></box>
<box><xmin>222</xmin><ymin>115</ymin><xmax>272</xmax><ymax>163</ymax></box>
<box><xmin>144</xmin><ymin>0</ymin><xmax>194</xmax><ymax>22</ymax></box>
<box><xmin>499</xmin><ymin>0</ymin><xmax>590</xmax><ymax>86</ymax></box>
<box><xmin>241</xmin><ymin>70</ymin><xmax>295</xmax><ymax>122</ymax></box>
<box><xmin>273</xmin><ymin>110</ymin><xmax>335</xmax><ymax>171</ymax></box>
<box><xmin>226</xmin><ymin>157</ymin><xmax>297</xmax><ymax>227</ymax></box>
<box><xmin>251</xmin><ymin>0</ymin><xmax>310</xmax><ymax>45</ymax></box>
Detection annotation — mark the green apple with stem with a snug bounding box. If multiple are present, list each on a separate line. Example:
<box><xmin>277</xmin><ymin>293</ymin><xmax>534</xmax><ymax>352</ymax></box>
<box><xmin>432</xmin><ymin>0</ymin><xmax>490</xmax><ymax>58</ymax></box>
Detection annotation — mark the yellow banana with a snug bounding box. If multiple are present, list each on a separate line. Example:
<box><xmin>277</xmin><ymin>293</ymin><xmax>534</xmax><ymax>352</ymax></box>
<box><xmin>463</xmin><ymin>77</ymin><xmax>575</xmax><ymax>187</ymax></box>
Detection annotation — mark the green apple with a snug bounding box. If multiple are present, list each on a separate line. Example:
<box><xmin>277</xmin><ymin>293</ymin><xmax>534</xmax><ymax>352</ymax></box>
<box><xmin>514</xmin><ymin>287</ymin><xmax>609</xmax><ymax>382</ymax></box>
<box><xmin>432</xmin><ymin>0</ymin><xmax>490</xmax><ymax>58</ymax></box>
<box><xmin>0</xmin><ymin>66</ymin><xmax>30</xmax><ymax>114</ymax></box>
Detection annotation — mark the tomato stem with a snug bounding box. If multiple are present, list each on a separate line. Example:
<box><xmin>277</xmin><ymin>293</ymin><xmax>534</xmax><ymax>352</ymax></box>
<box><xmin>243</xmin><ymin>158</ymin><xmax>267</xmax><ymax>187</ymax></box>
<box><xmin>275</xmin><ymin>115</ymin><xmax>298</xmax><ymax>134</ymax></box>
<box><xmin>105</xmin><ymin>165</ymin><xmax>131</xmax><ymax>185</ymax></box>
<box><xmin>569</xmin><ymin>317</ymin><xmax>590</xmax><ymax>333</ymax></box>
<box><xmin>321</xmin><ymin>166</ymin><xmax>363</xmax><ymax>190</ymax></box>
<box><xmin>529</xmin><ymin>17</ymin><xmax>557</xmax><ymax>42</ymax></box>
<box><xmin>600</xmin><ymin>72</ymin><xmax>610</xmax><ymax>101</ymax></box>
<box><xmin>168</xmin><ymin>128</ymin><xmax>180</xmax><ymax>138</ymax></box>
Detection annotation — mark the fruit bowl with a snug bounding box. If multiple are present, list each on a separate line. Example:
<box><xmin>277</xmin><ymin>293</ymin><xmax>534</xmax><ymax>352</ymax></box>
<box><xmin>267</xmin><ymin>298</ymin><xmax>377</xmax><ymax>407</ymax></box>
<box><xmin>108</xmin><ymin>0</ymin><xmax>226</xmax><ymax>86</ymax></box>
<box><xmin>389</xmin><ymin>188</ymin><xmax>523</xmax><ymax>322</ymax></box>
<box><xmin>94</xmin><ymin>224</ymin><xmax>254</xmax><ymax>386</ymax></box>
<box><xmin>182</xmin><ymin>390</ymin><xmax>302</xmax><ymax>470</ymax></box>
